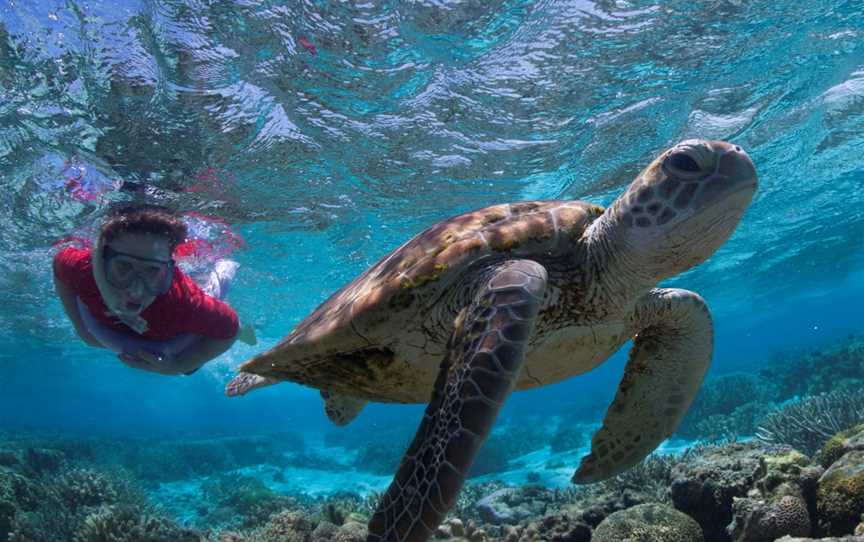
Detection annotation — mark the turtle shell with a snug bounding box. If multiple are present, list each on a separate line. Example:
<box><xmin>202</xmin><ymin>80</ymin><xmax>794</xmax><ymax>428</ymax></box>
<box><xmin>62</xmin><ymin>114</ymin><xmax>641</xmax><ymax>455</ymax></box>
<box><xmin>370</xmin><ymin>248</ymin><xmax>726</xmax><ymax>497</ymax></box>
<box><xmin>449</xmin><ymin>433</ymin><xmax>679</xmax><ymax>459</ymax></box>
<box><xmin>240</xmin><ymin>200</ymin><xmax>603</xmax><ymax>394</ymax></box>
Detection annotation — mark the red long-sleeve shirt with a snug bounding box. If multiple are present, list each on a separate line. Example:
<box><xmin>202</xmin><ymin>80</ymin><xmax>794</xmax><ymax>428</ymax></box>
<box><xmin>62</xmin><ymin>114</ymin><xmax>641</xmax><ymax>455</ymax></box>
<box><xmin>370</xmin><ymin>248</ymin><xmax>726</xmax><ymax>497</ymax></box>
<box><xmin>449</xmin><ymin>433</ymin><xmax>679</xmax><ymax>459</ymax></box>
<box><xmin>53</xmin><ymin>247</ymin><xmax>238</xmax><ymax>340</ymax></box>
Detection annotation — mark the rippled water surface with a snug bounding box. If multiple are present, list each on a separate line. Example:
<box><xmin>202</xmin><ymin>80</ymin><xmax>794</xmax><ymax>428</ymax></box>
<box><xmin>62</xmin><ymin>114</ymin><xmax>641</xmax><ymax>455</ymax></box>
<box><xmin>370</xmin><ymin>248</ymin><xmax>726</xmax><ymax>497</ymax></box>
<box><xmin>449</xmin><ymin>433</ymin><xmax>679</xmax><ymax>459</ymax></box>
<box><xmin>1</xmin><ymin>0</ymin><xmax>863</xmax><ymax>441</ymax></box>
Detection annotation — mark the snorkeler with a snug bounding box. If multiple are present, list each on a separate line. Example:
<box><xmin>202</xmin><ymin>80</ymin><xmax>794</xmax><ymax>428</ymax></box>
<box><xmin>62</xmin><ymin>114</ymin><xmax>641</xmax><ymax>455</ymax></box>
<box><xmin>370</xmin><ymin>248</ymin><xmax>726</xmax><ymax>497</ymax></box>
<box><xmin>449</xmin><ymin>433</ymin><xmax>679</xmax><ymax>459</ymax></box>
<box><xmin>53</xmin><ymin>204</ymin><xmax>250</xmax><ymax>375</ymax></box>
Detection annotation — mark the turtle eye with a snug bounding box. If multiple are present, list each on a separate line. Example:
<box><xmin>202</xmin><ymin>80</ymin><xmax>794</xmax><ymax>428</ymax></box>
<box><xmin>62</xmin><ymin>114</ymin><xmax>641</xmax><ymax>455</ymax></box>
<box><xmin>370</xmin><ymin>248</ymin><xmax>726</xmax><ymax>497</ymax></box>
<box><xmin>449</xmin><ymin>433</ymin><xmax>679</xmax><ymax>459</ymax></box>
<box><xmin>663</xmin><ymin>150</ymin><xmax>706</xmax><ymax>180</ymax></box>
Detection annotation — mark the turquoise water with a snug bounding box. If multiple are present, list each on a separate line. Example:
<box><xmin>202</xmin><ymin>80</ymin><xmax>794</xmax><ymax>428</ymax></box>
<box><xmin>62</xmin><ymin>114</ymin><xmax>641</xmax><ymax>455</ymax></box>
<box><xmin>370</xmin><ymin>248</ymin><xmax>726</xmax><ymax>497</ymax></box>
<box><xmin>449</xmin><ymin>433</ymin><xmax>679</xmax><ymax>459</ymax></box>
<box><xmin>1</xmin><ymin>0</ymin><xmax>864</xmax><ymax>539</ymax></box>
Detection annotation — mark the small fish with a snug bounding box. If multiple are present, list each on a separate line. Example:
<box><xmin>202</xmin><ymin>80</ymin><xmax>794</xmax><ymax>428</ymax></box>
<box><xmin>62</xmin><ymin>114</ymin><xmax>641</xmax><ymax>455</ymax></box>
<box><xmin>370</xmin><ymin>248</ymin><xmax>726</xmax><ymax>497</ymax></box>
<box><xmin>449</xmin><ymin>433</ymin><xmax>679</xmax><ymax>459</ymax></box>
<box><xmin>298</xmin><ymin>35</ymin><xmax>317</xmax><ymax>56</ymax></box>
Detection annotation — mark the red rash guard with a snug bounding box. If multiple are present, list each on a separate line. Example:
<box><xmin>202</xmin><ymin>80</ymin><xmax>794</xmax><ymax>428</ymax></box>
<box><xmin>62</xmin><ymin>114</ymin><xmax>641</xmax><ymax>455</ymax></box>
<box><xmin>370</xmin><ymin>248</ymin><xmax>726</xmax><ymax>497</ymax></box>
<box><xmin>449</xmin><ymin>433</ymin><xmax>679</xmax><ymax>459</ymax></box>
<box><xmin>53</xmin><ymin>247</ymin><xmax>239</xmax><ymax>341</ymax></box>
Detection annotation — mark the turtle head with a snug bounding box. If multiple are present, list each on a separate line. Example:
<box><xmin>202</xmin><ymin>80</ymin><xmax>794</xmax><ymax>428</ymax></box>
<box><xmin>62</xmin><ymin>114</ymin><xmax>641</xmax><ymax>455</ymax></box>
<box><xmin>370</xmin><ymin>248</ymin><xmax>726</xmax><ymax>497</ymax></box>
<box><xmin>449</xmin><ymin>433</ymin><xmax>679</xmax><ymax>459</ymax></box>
<box><xmin>607</xmin><ymin>139</ymin><xmax>757</xmax><ymax>279</ymax></box>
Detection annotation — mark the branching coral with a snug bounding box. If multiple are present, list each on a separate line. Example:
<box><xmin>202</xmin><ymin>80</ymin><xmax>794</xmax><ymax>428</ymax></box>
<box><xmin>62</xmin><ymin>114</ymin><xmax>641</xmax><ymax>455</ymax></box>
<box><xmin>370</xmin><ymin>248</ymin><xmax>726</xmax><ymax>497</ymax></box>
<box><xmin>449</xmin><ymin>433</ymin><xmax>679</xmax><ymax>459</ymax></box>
<box><xmin>3</xmin><ymin>464</ymin><xmax>183</xmax><ymax>542</ymax></box>
<box><xmin>678</xmin><ymin>372</ymin><xmax>777</xmax><ymax>440</ymax></box>
<box><xmin>590</xmin><ymin>448</ymin><xmax>712</xmax><ymax>506</ymax></box>
<box><xmin>0</xmin><ymin>467</ymin><xmax>41</xmax><ymax>540</ymax></box>
<box><xmin>316</xmin><ymin>491</ymin><xmax>377</xmax><ymax>525</ymax></box>
<box><xmin>244</xmin><ymin>510</ymin><xmax>316</xmax><ymax>542</ymax></box>
<box><xmin>57</xmin><ymin>468</ymin><xmax>121</xmax><ymax>511</ymax></box>
<box><xmin>755</xmin><ymin>390</ymin><xmax>864</xmax><ymax>456</ymax></box>
<box><xmin>72</xmin><ymin>504</ymin><xmax>203</xmax><ymax>542</ymax></box>
<box><xmin>453</xmin><ymin>482</ymin><xmax>505</xmax><ymax>521</ymax></box>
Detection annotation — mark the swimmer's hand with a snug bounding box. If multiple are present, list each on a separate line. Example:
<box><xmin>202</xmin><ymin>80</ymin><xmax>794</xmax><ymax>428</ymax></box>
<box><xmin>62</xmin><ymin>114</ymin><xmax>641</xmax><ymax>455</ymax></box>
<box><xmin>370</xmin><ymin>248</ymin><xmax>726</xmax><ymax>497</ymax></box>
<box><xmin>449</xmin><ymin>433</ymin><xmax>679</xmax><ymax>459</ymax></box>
<box><xmin>118</xmin><ymin>350</ymin><xmax>178</xmax><ymax>375</ymax></box>
<box><xmin>106</xmin><ymin>311</ymin><xmax>149</xmax><ymax>334</ymax></box>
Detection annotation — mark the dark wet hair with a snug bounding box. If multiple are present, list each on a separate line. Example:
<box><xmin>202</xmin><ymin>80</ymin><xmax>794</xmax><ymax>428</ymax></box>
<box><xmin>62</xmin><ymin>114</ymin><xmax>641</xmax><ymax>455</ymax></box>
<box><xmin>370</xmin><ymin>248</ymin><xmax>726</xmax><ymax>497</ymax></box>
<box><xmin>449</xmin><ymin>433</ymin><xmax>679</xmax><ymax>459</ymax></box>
<box><xmin>99</xmin><ymin>204</ymin><xmax>188</xmax><ymax>250</ymax></box>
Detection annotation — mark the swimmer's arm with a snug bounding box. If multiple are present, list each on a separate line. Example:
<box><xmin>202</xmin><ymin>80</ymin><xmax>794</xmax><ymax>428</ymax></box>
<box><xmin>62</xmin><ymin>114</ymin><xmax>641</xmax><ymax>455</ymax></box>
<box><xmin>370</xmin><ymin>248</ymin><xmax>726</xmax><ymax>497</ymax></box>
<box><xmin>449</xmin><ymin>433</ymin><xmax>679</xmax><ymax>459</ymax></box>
<box><xmin>168</xmin><ymin>335</ymin><xmax>238</xmax><ymax>374</ymax></box>
<box><xmin>120</xmin><ymin>336</ymin><xmax>235</xmax><ymax>375</ymax></box>
<box><xmin>53</xmin><ymin>275</ymin><xmax>102</xmax><ymax>348</ymax></box>
<box><xmin>162</xmin><ymin>293</ymin><xmax>241</xmax><ymax>374</ymax></box>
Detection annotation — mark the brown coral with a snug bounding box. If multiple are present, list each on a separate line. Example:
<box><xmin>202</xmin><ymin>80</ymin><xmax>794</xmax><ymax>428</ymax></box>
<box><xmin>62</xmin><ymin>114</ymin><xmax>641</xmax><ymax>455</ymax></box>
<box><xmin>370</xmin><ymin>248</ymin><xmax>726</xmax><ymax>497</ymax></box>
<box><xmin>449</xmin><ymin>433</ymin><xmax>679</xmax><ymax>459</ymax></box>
<box><xmin>819</xmin><ymin>425</ymin><xmax>864</xmax><ymax>469</ymax></box>
<box><xmin>592</xmin><ymin>503</ymin><xmax>703</xmax><ymax>542</ymax></box>
<box><xmin>247</xmin><ymin>510</ymin><xmax>316</xmax><ymax>542</ymax></box>
<box><xmin>817</xmin><ymin>450</ymin><xmax>864</xmax><ymax>536</ymax></box>
<box><xmin>727</xmin><ymin>495</ymin><xmax>810</xmax><ymax>542</ymax></box>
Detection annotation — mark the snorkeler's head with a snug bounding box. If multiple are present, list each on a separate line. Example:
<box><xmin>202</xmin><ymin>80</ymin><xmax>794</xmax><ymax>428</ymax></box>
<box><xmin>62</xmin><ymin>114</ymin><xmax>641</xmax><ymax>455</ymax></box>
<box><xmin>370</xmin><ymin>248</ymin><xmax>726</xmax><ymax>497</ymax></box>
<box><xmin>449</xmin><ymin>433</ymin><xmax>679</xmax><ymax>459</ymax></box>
<box><xmin>93</xmin><ymin>205</ymin><xmax>188</xmax><ymax>316</ymax></box>
<box><xmin>99</xmin><ymin>204</ymin><xmax>188</xmax><ymax>249</ymax></box>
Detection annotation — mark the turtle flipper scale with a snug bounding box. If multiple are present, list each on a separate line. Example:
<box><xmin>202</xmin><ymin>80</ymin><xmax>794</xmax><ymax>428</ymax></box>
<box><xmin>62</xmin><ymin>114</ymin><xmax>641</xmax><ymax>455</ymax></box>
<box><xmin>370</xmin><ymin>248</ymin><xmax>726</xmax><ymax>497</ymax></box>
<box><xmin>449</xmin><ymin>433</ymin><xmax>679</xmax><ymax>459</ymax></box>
<box><xmin>367</xmin><ymin>259</ymin><xmax>547</xmax><ymax>542</ymax></box>
<box><xmin>321</xmin><ymin>389</ymin><xmax>367</xmax><ymax>426</ymax></box>
<box><xmin>572</xmin><ymin>288</ymin><xmax>713</xmax><ymax>484</ymax></box>
<box><xmin>225</xmin><ymin>372</ymin><xmax>279</xmax><ymax>397</ymax></box>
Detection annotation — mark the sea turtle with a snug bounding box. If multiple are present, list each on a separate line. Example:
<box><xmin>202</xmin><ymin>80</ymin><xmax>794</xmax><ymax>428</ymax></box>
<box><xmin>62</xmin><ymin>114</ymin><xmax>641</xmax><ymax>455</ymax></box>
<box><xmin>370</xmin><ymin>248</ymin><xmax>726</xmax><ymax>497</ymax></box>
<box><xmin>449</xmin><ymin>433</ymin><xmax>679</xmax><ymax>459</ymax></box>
<box><xmin>226</xmin><ymin>139</ymin><xmax>758</xmax><ymax>542</ymax></box>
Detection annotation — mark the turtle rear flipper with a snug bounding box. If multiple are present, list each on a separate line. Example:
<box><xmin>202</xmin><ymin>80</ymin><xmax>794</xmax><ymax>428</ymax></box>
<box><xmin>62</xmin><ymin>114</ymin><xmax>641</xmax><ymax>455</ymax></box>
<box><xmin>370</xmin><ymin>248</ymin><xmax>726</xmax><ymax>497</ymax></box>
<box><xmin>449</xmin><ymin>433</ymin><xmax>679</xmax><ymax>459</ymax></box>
<box><xmin>321</xmin><ymin>390</ymin><xmax>367</xmax><ymax>426</ymax></box>
<box><xmin>573</xmin><ymin>288</ymin><xmax>713</xmax><ymax>484</ymax></box>
<box><xmin>367</xmin><ymin>259</ymin><xmax>547</xmax><ymax>542</ymax></box>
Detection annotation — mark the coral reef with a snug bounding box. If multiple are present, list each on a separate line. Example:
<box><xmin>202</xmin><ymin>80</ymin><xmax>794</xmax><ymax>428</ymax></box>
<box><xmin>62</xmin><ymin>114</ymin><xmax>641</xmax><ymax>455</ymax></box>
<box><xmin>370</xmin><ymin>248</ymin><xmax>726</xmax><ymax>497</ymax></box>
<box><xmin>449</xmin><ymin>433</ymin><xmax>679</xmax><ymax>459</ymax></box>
<box><xmin>674</xmin><ymin>336</ymin><xmax>864</xmax><ymax>446</ymax></box>
<box><xmin>776</xmin><ymin>537</ymin><xmax>864</xmax><ymax>541</ymax></box>
<box><xmin>592</xmin><ymin>503</ymin><xmax>704</xmax><ymax>542</ymax></box>
<box><xmin>57</xmin><ymin>468</ymin><xmax>123</xmax><ymax>511</ymax></box>
<box><xmin>72</xmin><ymin>504</ymin><xmax>202</xmax><ymax>542</ymax></box>
<box><xmin>756</xmin><ymin>391</ymin><xmax>864</xmax><ymax>456</ymax></box>
<box><xmin>0</xmin><ymin>432</ymin><xmax>304</xmax><ymax>485</ymax></box>
<box><xmin>0</xmin><ymin>439</ymin><xmax>207</xmax><ymax>542</ymax></box>
<box><xmin>122</xmin><ymin>434</ymin><xmax>302</xmax><ymax>483</ymax></box>
<box><xmin>307</xmin><ymin>520</ymin><xmax>369</xmax><ymax>541</ymax></box>
<box><xmin>678</xmin><ymin>372</ymin><xmax>778</xmax><ymax>441</ymax></box>
<box><xmin>765</xmin><ymin>336</ymin><xmax>864</xmax><ymax>399</ymax></box>
<box><xmin>445</xmin><ymin>432</ymin><xmax>859</xmax><ymax>542</ymax></box>
<box><xmin>318</xmin><ymin>491</ymin><xmax>375</xmax><ymax>526</ymax></box>
<box><xmin>244</xmin><ymin>510</ymin><xmax>316</xmax><ymax>542</ymax></box>
<box><xmin>1</xmin><ymin>334</ymin><xmax>863</xmax><ymax>541</ymax></box>
<box><xmin>23</xmin><ymin>447</ymin><xmax>66</xmax><ymax>475</ymax></box>
<box><xmin>670</xmin><ymin>442</ymin><xmax>797</xmax><ymax>542</ymax></box>
<box><xmin>475</xmin><ymin>486</ymin><xmax>549</xmax><ymax>525</ymax></box>
<box><xmin>200</xmin><ymin>473</ymin><xmax>299</xmax><ymax>530</ymax></box>
<box><xmin>817</xmin><ymin>450</ymin><xmax>864</xmax><ymax>536</ymax></box>
<box><xmin>0</xmin><ymin>467</ymin><xmax>40</xmax><ymax>540</ymax></box>
<box><xmin>435</xmin><ymin>517</ymin><xmax>489</xmax><ymax>541</ymax></box>
<box><xmin>500</xmin><ymin>510</ymin><xmax>591</xmax><ymax>542</ymax></box>
<box><xmin>727</xmin><ymin>495</ymin><xmax>811</xmax><ymax>542</ymax></box>
<box><xmin>819</xmin><ymin>425</ymin><xmax>864</xmax><ymax>469</ymax></box>
<box><xmin>725</xmin><ymin>449</ymin><xmax>813</xmax><ymax>542</ymax></box>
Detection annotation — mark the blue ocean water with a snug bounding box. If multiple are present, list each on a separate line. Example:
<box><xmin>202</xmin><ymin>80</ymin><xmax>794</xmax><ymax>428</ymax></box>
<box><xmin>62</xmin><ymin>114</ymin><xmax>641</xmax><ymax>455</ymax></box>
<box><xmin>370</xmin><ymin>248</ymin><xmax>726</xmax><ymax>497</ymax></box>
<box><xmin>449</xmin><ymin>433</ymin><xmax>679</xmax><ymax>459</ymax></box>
<box><xmin>1</xmin><ymin>0</ymin><xmax>863</xmax><ymax>539</ymax></box>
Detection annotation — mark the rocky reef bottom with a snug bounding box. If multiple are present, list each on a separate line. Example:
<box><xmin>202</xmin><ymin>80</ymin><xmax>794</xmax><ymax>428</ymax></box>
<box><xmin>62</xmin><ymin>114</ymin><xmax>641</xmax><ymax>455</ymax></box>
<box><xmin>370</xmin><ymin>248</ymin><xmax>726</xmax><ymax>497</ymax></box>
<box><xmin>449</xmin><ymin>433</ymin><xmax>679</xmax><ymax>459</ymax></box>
<box><xmin>1</xmin><ymin>335</ymin><xmax>862</xmax><ymax>541</ymax></box>
<box><xmin>1</xmin><ymin>428</ymin><xmax>864</xmax><ymax>542</ymax></box>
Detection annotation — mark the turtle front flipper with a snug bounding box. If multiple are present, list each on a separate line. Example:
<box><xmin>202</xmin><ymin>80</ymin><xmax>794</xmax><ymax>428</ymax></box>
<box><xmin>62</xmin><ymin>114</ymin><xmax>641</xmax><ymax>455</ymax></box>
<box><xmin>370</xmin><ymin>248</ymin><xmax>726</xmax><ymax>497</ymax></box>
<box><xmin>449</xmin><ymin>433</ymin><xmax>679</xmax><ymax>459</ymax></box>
<box><xmin>573</xmin><ymin>288</ymin><xmax>713</xmax><ymax>484</ymax></box>
<box><xmin>367</xmin><ymin>259</ymin><xmax>547</xmax><ymax>542</ymax></box>
<box><xmin>225</xmin><ymin>372</ymin><xmax>279</xmax><ymax>397</ymax></box>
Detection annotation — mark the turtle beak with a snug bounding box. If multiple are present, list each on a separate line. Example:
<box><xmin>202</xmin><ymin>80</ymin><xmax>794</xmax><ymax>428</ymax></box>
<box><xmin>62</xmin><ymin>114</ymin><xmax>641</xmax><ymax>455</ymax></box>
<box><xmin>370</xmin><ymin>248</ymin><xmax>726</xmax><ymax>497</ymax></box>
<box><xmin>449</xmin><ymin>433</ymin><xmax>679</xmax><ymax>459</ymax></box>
<box><xmin>683</xmin><ymin>142</ymin><xmax>757</xmax><ymax>215</ymax></box>
<box><xmin>717</xmin><ymin>143</ymin><xmax>757</xmax><ymax>191</ymax></box>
